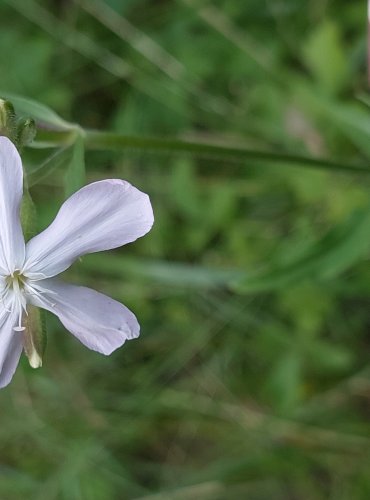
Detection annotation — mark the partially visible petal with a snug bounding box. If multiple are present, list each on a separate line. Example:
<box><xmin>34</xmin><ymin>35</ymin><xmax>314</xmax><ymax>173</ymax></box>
<box><xmin>0</xmin><ymin>311</ymin><xmax>23</xmax><ymax>389</ymax></box>
<box><xmin>0</xmin><ymin>137</ymin><xmax>25</xmax><ymax>273</ymax></box>
<box><xmin>29</xmin><ymin>279</ymin><xmax>140</xmax><ymax>355</ymax></box>
<box><xmin>0</xmin><ymin>275</ymin><xmax>6</xmax><ymax>294</ymax></box>
<box><xmin>25</xmin><ymin>180</ymin><xmax>153</xmax><ymax>278</ymax></box>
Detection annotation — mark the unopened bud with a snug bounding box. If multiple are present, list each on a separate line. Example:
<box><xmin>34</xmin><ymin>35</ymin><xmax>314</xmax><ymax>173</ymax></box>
<box><xmin>0</xmin><ymin>99</ymin><xmax>16</xmax><ymax>138</ymax></box>
<box><xmin>16</xmin><ymin>117</ymin><xmax>36</xmax><ymax>149</ymax></box>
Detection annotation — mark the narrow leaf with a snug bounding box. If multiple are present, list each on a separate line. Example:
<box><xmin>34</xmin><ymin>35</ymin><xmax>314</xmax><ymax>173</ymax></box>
<box><xmin>80</xmin><ymin>254</ymin><xmax>240</xmax><ymax>289</ymax></box>
<box><xmin>0</xmin><ymin>92</ymin><xmax>74</xmax><ymax>130</ymax></box>
<box><xmin>234</xmin><ymin>206</ymin><xmax>370</xmax><ymax>293</ymax></box>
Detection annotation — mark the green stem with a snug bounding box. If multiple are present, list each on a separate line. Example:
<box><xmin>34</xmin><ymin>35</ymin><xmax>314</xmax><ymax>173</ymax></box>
<box><xmin>36</xmin><ymin>128</ymin><xmax>369</xmax><ymax>174</ymax></box>
<box><xmin>84</xmin><ymin>131</ymin><xmax>366</xmax><ymax>173</ymax></box>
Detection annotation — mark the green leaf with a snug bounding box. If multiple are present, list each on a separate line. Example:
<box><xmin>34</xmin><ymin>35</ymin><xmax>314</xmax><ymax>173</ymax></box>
<box><xmin>80</xmin><ymin>254</ymin><xmax>240</xmax><ymax>289</ymax></box>
<box><xmin>64</xmin><ymin>135</ymin><xmax>86</xmax><ymax>196</ymax></box>
<box><xmin>234</xmin><ymin>206</ymin><xmax>370</xmax><ymax>293</ymax></box>
<box><xmin>303</xmin><ymin>21</ymin><xmax>347</xmax><ymax>94</ymax></box>
<box><xmin>309</xmin><ymin>340</ymin><xmax>353</xmax><ymax>373</ymax></box>
<box><xmin>0</xmin><ymin>91</ymin><xmax>74</xmax><ymax>130</ymax></box>
<box><xmin>319</xmin><ymin>100</ymin><xmax>370</xmax><ymax>157</ymax></box>
<box><xmin>296</xmin><ymin>85</ymin><xmax>370</xmax><ymax>158</ymax></box>
<box><xmin>264</xmin><ymin>351</ymin><xmax>302</xmax><ymax>413</ymax></box>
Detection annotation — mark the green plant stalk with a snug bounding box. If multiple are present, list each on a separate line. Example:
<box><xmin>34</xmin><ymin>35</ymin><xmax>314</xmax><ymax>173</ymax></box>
<box><xmin>34</xmin><ymin>128</ymin><xmax>370</xmax><ymax>175</ymax></box>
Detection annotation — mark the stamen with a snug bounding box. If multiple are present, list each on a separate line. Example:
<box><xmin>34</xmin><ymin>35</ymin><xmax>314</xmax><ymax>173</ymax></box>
<box><xmin>23</xmin><ymin>281</ymin><xmax>57</xmax><ymax>308</ymax></box>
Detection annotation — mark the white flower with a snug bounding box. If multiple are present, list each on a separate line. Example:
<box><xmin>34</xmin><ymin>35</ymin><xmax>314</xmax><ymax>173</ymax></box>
<box><xmin>0</xmin><ymin>136</ymin><xmax>154</xmax><ymax>388</ymax></box>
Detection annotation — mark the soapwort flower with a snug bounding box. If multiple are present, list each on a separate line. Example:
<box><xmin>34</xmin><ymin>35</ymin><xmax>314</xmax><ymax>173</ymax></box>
<box><xmin>0</xmin><ymin>136</ymin><xmax>154</xmax><ymax>388</ymax></box>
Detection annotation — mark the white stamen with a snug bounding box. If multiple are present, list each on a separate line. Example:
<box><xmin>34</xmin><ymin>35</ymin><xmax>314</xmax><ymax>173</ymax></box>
<box><xmin>23</xmin><ymin>281</ymin><xmax>58</xmax><ymax>309</ymax></box>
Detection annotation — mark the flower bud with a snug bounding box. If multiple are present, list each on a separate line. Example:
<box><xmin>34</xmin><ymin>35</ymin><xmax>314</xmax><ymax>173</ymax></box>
<box><xmin>0</xmin><ymin>99</ymin><xmax>16</xmax><ymax>138</ymax></box>
<box><xmin>16</xmin><ymin>117</ymin><xmax>36</xmax><ymax>149</ymax></box>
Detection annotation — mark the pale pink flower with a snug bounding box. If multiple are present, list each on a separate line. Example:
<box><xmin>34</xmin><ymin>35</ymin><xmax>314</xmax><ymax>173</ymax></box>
<box><xmin>0</xmin><ymin>136</ymin><xmax>154</xmax><ymax>388</ymax></box>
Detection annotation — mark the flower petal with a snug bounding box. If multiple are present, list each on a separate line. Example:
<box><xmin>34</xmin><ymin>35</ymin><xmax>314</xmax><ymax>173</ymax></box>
<box><xmin>0</xmin><ymin>311</ymin><xmax>23</xmax><ymax>389</ymax></box>
<box><xmin>25</xmin><ymin>180</ymin><xmax>154</xmax><ymax>278</ymax></box>
<box><xmin>29</xmin><ymin>279</ymin><xmax>140</xmax><ymax>355</ymax></box>
<box><xmin>0</xmin><ymin>137</ymin><xmax>25</xmax><ymax>273</ymax></box>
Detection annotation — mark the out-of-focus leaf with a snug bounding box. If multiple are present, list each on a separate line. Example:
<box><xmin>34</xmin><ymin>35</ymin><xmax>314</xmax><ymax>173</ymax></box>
<box><xmin>296</xmin><ymin>85</ymin><xmax>370</xmax><ymax>157</ymax></box>
<box><xmin>234</xmin><ymin>206</ymin><xmax>370</xmax><ymax>293</ymax></box>
<box><xmin>170</xmin><ymin>159</ymin><xmax>201</xmax><ymax>218</ymax></box>
<box><xmin>80</xmin><ymin>254</ymin><xmax>239</xmax><ymax>289</ymax></box>
<box><xmin>264</xmin><ymin>351</ymin><xmax>302</xmax><ymax>413</ymax></box>
<box><xmin>319</xmin><ymin>101</ymin><xmax>370</xmax><ymax>157</ymax></box>
<box><xmin>303</xmin><ymin>21</ymin><xmax>347</xmax><ymax>94</ymax></box>
<box><xmin>310</xmin><ymin>340</ymin><xmax>353</xmax><ymax>374</ymax></box>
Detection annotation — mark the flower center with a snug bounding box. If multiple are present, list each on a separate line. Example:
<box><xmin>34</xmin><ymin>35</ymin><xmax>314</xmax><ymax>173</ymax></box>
<box><xmin>4</xmin><ymin>270</ymin><xmax>28</xmax><ymax>331</ymax></box>
<box><xmin>1</xmin><ymin>271</ymin><xmax>57</xmax><ymax>333</ymax></box>
<box><xmin>6</xmin><ymin>270</ymin><xmax>25</xmax><ymax>290</ymax></box>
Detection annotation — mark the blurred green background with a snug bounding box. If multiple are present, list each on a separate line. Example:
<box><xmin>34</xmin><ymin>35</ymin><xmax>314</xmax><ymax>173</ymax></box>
<box><xmin>1</xmin><ymin>0</ymin><xmax>370</xmax><ymax>499</ymax></box>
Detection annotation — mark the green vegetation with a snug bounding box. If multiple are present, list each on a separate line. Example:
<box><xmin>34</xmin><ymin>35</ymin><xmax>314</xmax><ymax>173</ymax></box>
<box><xmin>1</xmin><ymin>1</ymin><xmax>370</xmax><ymax>498</ymax></box>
